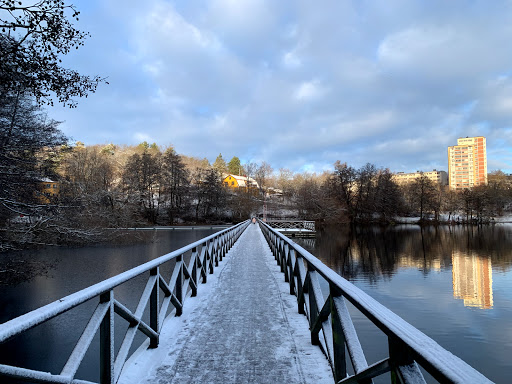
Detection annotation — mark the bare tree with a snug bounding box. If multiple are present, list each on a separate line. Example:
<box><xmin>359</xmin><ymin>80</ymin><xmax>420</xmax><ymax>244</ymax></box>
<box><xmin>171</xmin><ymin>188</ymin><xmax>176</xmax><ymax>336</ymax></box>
<box><xmin>374</xmin><ymin>169</ymin><xmax>403</xmax><ymax>221</ymax></box>
<box><xmin>0</xmin><ymin>91</ymin><xmax>65</xmax><ymax>228</ymax></box>
<box><xmin>161</xmin><ymin>147</ymin><xmax>189</xmax><ymax>224</ymax></box>
<box><xmin>408</xmin><ymin>174</ymin><xmax>437</xmax><ymax>221</ymax></box>
<box><xmin>331</xmin><ymin>161</ymin><xmax>357</xmax><ymax>220</ymax></box>
<box><xmin>254</xmin><ymin>161</ymin><xmax>273</xmax><ymax>192</ymax></box>
<box><xmin>191</xmin><ymin>168</ymin><xmax>226</xmax><ymax>222</ymax></box>
<box><xmin>122</xmin><ymin>150</ymin><xmax>162</xmax><ymax>224</ymax></box>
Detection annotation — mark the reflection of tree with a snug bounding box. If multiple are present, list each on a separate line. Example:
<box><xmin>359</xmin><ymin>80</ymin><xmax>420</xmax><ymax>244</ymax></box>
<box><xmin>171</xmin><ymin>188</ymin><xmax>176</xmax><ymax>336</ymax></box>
<box><xmin>295</xmin><ymin>225</ymin><xmax>512</xmax><ymax>283</ymax></box>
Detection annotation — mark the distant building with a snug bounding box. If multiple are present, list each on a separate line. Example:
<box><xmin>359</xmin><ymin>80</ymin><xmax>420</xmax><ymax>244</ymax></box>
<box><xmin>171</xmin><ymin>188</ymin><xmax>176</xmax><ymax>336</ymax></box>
<box><xmin>393</xmin><ymin>170</ymin><xmax>448</xmax><ymax>186</ymax></box>
<box><xmin>223</xmin><ymin>174</ymin><xmax>259</xmax><ymax>191</ymax></box>
<box><xmin>448</xmin><ymin>136</ymin><xmax>487</xmax><ymax>190</ymax></box>
<box><xmin>37</xmin><ymin>178</ymin><xmax>60</xmax><ymax>203</ymax></box>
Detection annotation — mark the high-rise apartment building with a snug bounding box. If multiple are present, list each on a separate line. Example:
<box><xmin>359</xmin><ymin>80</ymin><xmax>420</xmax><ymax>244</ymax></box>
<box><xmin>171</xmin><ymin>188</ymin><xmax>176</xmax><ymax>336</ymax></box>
<box><xmin>448</xmin><ymin>136</ymin><xmax>487</xmax><ymax>190</ymax></box>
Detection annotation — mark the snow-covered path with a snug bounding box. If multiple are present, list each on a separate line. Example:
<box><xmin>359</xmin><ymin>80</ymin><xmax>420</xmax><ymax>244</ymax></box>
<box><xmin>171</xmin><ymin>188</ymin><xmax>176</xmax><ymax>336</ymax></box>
<box><xmin>119</xmin><ymin>224</ymin><xmax>333</xmax><ymax>384</ymax></box>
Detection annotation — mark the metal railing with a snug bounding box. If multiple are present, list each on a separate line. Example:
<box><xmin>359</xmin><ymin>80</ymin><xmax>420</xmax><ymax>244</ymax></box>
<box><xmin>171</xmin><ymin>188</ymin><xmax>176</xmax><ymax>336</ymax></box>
<box><xmin>258</xmin><ymin>220</ymin><xmax>493</xmax><ymax>384</ymax></box>
<box><xmin>0</xmin><ymin>220</ymin><xmax>250</xmax><ymax>384</ymax></box>
<box><xmin>265</xmin><ymin>219</ymin><xmax>315</xmax><ymax>231</ymax></box>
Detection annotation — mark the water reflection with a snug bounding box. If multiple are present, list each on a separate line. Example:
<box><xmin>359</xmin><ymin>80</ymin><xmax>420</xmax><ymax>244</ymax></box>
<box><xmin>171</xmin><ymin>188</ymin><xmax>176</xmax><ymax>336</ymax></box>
<box><xmin>295</xmin><ymin>224</ymin><xmax>512</xmax><ymax>304</ymax></box>
<box><xmin>452</xmin><ymin>251</ymin><xmax>493</xmax><ymax>309</ymax></box>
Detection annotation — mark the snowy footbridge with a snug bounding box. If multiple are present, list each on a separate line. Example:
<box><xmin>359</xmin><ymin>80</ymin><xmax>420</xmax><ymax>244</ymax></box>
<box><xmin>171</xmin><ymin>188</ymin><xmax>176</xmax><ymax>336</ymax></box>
<box><xmin>0</xmin><ymin>221</ymin><xmax>493</xmax><ymax>384</ymax></box>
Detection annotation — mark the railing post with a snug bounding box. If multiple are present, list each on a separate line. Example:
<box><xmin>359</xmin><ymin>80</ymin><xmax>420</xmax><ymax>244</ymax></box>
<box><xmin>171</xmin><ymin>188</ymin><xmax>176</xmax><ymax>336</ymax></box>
<box><xmin>208</xmin><ymin>240</ymin><xmax>214</xmax><ymax>274</ymax></box>
<box><xmin>307</xmin><ymin>265</ymin><xmax>320</xmax><ymax>346</ymax></box>
<box><xmin>100</xmin><ymin>291</ymin><xmax>114</xmax><ymax>384</ymax></box>
<box><xmin>388</xmin><ymin>335</ymin><xmax>424</xmax><ymax>383</ymax></box>
<box><xmin>150</xmin><ymin>267</ymin><xmax>159</xmax><ymax>348</ymax></box>
<box><xmin>330</xmin><ymin>283</ymin><xmax>347</xmax><ymax>383</ymax></box>
<box><xmin>283</xmin><ymin>244</ymin><xmax>290</xmax><ymax>281</ymax></box>
<box><xmin>296</xmin><ymin>255</ymin><xmax>306</xmax><ymax>315</ymax></box>
<box><xmin>191</xmin><ymin>247</ymin><xmax>198</xmax><ymax>297</ymax></box>
<box><xmin>200</xmin><ymin>245</ymin><xmax>208</xmax><ymax>284</ymax></box>
<box><xmin>213</xmin><ymin>238</ymin><xmax>219</xmax><ymax>267</ymax></box>
<box><xmin>288</xmin><ymin>249</ymin><xmax>296</xmax><ymax>295</ymax></box>
<box><xmin>218</xmin><ymin>235</ymin><xmax>225</xmax><ymax>261</ymax></box>
<box><xmin>279</xmin><ymin>240</ymin><xmax>285</xmax><ymax>270</ymax></box>
<box><xmin>176</xmin><ymin>254</ymin><xmax>183</xmax><ymax>316</ymax></box>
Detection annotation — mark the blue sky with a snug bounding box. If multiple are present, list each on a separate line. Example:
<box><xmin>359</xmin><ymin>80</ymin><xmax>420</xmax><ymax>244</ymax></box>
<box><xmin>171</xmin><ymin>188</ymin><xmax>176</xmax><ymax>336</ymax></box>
<box><xmin>50</xmin><ymin>0</ymin><xmax>512</xmax><ymax>173</ymax></box>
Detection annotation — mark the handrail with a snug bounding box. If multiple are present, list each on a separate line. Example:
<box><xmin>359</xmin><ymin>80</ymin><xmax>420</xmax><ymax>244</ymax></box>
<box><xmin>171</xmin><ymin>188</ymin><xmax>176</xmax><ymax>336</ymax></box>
<box><xmin>257</xmin><ymin>219</ymin><xmax>493</xmax><ymax>384</ymax></box>
<box><xmin>0</xmin><ymin>220</ymin><xmax>250</xmax><ymax>384</ymax></box>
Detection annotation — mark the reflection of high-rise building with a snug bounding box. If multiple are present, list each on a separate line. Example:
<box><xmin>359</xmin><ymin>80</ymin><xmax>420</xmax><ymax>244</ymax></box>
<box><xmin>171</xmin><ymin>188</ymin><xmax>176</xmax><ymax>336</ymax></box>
<box><xmin>452</xmin><ymin>251</ymin><xmax>493</xmax><ymax>309</ymax></box>
<box><xmin>448</xmin><ymin>136</ymin><xmax>487</xmax><ymax>190</ymax></box>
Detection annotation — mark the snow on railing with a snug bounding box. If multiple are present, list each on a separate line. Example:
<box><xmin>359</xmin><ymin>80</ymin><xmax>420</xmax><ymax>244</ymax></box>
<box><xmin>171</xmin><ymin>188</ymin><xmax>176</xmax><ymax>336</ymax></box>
<box><xmin>0</xmin><ymin>220</ymin><xmax>250</xmax><ymax>384</ymax></box>
<box><xmin>258</xmin><ymin>219</ymin><xmax>493</xmax><ymax>384</ymax></box>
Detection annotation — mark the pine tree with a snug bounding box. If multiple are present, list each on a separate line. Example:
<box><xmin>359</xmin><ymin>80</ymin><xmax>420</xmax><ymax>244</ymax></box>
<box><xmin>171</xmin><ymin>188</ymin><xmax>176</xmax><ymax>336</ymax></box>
<box><xmin>213</xmin><ymin>153</ymin><xmax>227</xmax><ymax>174</ymax></box>
<box><xmin>227</xmin><ymin>156</ymin><xmax>243</xmax><ymax>175</ymax></box>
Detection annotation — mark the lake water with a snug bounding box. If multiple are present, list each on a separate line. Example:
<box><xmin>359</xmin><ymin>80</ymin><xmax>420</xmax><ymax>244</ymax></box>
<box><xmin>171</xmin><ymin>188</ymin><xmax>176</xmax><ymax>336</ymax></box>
<box><xmin>1</xmin><ymin>225</ymin><xmax>511</xmax><ymax>383</ymax></box>
<box><xmin>294</xmin><ymin>224</ymin><xmax>512</xmax><ymax>383</ymax></box>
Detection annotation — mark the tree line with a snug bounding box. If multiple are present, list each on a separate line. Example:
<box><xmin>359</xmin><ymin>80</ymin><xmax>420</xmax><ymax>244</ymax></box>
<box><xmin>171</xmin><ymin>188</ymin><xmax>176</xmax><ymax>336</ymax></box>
<box><xmin>289</xmin><ymin>162</ymin><xmax>512</xmax><ymax>227</ymax></box>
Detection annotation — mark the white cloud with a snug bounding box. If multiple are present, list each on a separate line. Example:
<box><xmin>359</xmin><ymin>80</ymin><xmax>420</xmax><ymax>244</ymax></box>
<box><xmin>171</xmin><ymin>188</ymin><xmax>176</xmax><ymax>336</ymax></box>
<box><xmin>294</xmin><ymin>80</ymin><xmax>326</xmax><ymax>102</ymax></box>
<box><xmin>282</xmin><ymin>50</ymin><xmax>302</xmax><ymax>69</ymax></box>
<box><xmin>134</xmin><ymin>132</ymin><xmax>154</xmax><ymax>143</ymax></box>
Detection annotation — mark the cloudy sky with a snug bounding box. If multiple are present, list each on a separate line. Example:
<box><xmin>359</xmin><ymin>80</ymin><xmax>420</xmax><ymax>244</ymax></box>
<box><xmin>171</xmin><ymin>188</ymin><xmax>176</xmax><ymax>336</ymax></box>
<box><xmin>51</xmin><ymin>0</ymin><xmax>512</xmax><ymax>173</ymax></box>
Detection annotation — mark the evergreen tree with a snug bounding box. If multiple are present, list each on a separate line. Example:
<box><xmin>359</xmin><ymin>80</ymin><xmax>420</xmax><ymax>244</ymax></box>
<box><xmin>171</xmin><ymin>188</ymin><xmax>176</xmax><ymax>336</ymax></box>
<box><xmin>227</xmin><ymin>156</ymin><xmax>243</xmax><ymax>175</ymax></box>
<box><xmin>213</xmin><ymin>153</ymin><xmax>227</xmax><ymax>174</ymax></box>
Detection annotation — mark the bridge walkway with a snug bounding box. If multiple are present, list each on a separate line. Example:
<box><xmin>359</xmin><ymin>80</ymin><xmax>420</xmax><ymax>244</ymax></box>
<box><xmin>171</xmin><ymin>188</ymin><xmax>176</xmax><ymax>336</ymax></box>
<box><xmin>119</xmin><ymin>224</ymin><xmax>333</xmax><ymax>384</ymax></box>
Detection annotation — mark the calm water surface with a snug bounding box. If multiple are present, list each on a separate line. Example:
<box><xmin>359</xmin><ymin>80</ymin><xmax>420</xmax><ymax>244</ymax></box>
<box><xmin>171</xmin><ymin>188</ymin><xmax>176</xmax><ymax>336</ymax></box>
<box><xmin>0</xmin><ymin>228</ymin><xmax>221</xmax><ymax>383</ymax></box>
<box><xmin>295</xmin><ymin>224</ymin><xmax>512</xmax><ymax>383</ymax></box>
<box><xmin>1</xmin><ymin>225</ymin><xmax>511</xmax><ymax>383</ymax></box>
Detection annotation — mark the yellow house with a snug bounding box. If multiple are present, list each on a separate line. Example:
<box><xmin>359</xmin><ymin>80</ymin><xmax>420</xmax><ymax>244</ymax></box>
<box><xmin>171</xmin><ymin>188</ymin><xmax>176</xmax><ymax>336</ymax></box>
<box><xmin>38</xmin><ymin>178</ymin><xmax>60</xmax><ymax>203</ymax></box>
<box><xmin>223</xmin><ymin>174</ymin><xmax>259</xmax><ymax>191</ymax></box>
